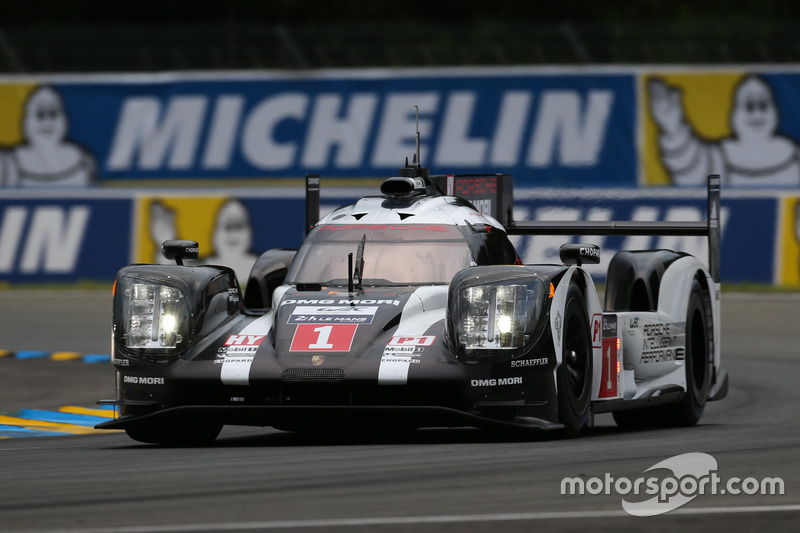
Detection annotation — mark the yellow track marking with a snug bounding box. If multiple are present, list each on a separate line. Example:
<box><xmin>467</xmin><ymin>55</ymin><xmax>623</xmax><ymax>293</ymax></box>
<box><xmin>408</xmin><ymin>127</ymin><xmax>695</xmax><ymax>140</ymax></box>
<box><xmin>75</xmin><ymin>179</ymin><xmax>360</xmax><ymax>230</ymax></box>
<box><xmin>59</xmin><ymin>406</ymin><xmax>115</xmax><ymax>418</ymax></box>
<box><xmin>50</xmin><ymin>352</ymin><xmax>83</xmax><ymax>361</ymax></box>
<box><xmin>0</xmin><ymin>415</ymin><xmax>106</xmax><ymax>435</ymax></box>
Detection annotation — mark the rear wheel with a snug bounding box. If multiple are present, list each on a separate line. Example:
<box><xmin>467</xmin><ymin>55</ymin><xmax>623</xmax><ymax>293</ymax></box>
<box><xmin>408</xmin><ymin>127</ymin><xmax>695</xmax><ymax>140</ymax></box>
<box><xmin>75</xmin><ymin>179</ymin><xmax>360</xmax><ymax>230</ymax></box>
<box><xmin>663</xmin><ymin>277</ymin><xmax>713</xmax><ymax>426</ymax></box>
<box><xmin>125</xmin><ymin>422</ymin><xmax>222</xmax><ymax>446</ymax></box>
<box><xmin>557</xmin><ymin>283</ymin><xmax>593</xmax><ymax>437</ymax></box>
<box><xmin>613</xmin><ymin>276</ymin><xmax>713</xmax><ymax>429</ymax></box>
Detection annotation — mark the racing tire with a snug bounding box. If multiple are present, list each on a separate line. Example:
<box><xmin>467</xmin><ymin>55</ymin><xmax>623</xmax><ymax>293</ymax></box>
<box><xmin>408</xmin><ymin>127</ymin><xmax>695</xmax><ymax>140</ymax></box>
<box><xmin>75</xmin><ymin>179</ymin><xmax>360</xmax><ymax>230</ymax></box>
<box><xmin>613</xmin><ymin>276</ymin><xmax>713</xmax><ymax>429</ymax></box>
<box><xmin>125</xmin><ymin>422</ymin><xmax>223</xmax><ymax>446</ymax></box>
<box><xmin>556</xmin><ymin>283</ymin><xmax>593</xmax><ymax>437</ymax></box>
<box><xmin>662</xmin><ymin>277</ymin><xmax>713</xmax><ymax>426</ymax></box>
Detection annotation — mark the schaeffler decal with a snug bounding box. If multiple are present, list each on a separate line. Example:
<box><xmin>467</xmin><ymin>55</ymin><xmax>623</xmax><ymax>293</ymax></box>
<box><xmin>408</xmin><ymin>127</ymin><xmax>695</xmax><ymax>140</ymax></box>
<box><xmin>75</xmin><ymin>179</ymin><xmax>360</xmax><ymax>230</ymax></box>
<box><xmin>220</xmin><ymin>312</ymin><xmax>272</xmax><ymax>386</ymax></box>
<box><xmin>290</xmin><ymin>324</ymin><xmax>358</xmax><ymax>352</ymax></box>
<box><xmin>288</xmin><ymin>306</ymin><xmax>379</xmax><ymax>324</ymax></box>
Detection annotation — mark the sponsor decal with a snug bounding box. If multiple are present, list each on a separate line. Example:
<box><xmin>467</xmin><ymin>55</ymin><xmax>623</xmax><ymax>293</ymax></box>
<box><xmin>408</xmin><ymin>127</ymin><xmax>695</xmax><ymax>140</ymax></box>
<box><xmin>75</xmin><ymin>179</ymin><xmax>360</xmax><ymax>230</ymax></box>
<box><xmin>220</xmin><ymin>312</ymin><xmax>272</xmax><ymax>386</ymax></box>
<box><xmin>510</xmin><ymin>357</ymin><xmax>549</xmax><ymax>368</ymax></box>
<box><xmin>470</xmin><ymin>377</ymin><xmax>523</xmax><ymax>387</ymax></box>
<box><xmin>122</xmin><ymin>376</ymin><xmax>165</xmax><ymax>385</ymax></box>
<box><xmin>282</xmin><ymin>299</ymin><xmax>400</xmax><ymax>306</ymax></box>
<box><xmin>581</xmin><ymin>246</ymin><xmax>600</xmax><ymax>258</ymax></box>
<box><xmin>471</xmin><ymin>199</ymin><xmax>492</xmax><ymax>216</ymax></box>
<box><xmin>288</xmin><ymin>305</ymin><xmax>379</xmax><ymax>324</ymax></box>
<box><xmin>225</xmin><ymin>334</ymin><xmax>265</xmax><ymax>346</ymax></box>
<box><xmin>600</xmin><ymin>315</ymin><xmax>620</xmax><ymax>399</ymax></box>
<box><xmin>290</xmin><ymin>323</ymin><xmax>358</xmax><ymax>352</ymax></box>
<box><xmin>591</xmin><ymin>313</ymin><xmax>602</xmax><ymax>349</ymax></box>
<box><xmin>111</xmin><ymin>358</ymin><xmax>130</xmax><ymax>367</ymax></box>
<box><xmin>388</xmin><ymin>335</ymin><xmax>436</xmax><ymax>347</ymax></box>
<box><xmin>554</xmin><ymin>311</ymin><xmax>562</xmax><ymax>344</ymax></box>
<box><xmin>604</xmin><ymin>314</ymin><xmax>619</xmax><ymax>336</ymax></box>
<box><xmin>640</xmin><ymin>322</ymin><xmax>685</xmax><ymax>363</ymax></box>
<box><xmin>378</xmin><ymin>343</ymin><xmax>426</xmax><ymax>385</ymax></box>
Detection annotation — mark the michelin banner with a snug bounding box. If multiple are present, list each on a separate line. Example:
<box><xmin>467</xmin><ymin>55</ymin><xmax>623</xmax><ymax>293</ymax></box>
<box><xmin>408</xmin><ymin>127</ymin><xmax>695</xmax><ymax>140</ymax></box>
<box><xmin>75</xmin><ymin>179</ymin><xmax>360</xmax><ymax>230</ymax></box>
<box><xmin>4</xmin><ymin>69</ymin><xmax>634</xmax><ymax>187</ymax></box>
<box><xmin>3</xmin><ymin>67</ymin><xmax>800</xmax><ymax>188</ymax></box>
<box><xmin>0</xmin><ymin>196</ymin><xmax>132</xmax><ymax>282</ymax></box>
<box><xmin>1</xmin><ymin>188</ymin><xmax>791</xmax><ymax>285</ymax></box>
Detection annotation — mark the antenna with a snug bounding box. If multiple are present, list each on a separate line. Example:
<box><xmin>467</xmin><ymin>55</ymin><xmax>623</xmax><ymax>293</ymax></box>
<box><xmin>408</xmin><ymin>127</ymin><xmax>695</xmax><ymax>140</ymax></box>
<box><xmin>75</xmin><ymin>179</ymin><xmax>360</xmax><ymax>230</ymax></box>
<box><xmin>414</xmin><ymin>105</ymin><xmax>421</xmax><ymax>168</ymax></box>
<box><xmin>394</xmin><ymin>105</ymin><xmax>429</xmax><ymax>180</ymax></box>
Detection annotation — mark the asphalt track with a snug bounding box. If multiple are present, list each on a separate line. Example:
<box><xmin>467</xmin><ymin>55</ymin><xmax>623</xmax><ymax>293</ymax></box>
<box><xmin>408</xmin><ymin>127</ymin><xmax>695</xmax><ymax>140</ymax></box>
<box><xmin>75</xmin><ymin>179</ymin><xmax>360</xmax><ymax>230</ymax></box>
<box><xmin>0</xmin><ymin>290</ymin><xmax>798</xmax><ymax>532</ymax></box>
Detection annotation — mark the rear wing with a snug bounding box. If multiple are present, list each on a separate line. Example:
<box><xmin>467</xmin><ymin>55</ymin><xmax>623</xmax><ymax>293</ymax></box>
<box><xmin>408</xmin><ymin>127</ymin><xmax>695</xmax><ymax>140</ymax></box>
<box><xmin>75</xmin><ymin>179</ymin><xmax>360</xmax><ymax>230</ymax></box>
<box><xmin>304</xmin><ymin>173</ymin><xmax>721</xmax><ymax>283</ymax></box>
<box><xmin>503</xmin><ymin>175</ymin><xmax>721</xmax><ymax>284</ymax></box>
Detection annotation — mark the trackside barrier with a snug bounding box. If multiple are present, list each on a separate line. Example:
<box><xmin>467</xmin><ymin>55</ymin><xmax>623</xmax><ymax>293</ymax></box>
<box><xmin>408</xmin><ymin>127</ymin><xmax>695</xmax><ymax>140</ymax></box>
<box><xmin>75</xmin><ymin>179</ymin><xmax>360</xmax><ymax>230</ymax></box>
<box><xmin>0</xmin><ymin>187</ymin><xmax>797</xmax><ymax>286</ymax></box>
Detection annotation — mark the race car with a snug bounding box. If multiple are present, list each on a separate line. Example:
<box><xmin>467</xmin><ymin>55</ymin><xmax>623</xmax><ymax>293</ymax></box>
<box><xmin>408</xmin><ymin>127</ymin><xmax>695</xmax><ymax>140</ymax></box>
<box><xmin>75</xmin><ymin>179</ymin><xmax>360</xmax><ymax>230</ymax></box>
<box><xmin>96</xmin><ymin>157</ymin><xmax>728</xmax><ymax>445</ymax></box>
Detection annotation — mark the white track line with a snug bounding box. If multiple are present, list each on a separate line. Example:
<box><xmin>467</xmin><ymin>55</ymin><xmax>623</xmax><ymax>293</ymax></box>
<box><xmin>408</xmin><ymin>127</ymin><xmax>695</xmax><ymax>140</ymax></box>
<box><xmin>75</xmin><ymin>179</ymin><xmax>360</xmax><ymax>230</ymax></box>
<box><xmin>11</xmin><ymin>503</ymin><xmax>800</xmax><ymax>533</ymax></box>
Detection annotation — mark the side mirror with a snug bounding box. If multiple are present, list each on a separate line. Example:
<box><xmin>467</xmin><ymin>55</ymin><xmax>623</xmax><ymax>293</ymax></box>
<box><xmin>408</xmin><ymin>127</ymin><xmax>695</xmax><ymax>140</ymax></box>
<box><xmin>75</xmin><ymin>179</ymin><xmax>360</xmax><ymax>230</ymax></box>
<box><xmin>560</xmin><ymin>243</ymin><xmax>600</xmax><ymax>267</ymax></box>
<box><xmin>162</xmin><ymin>240</ymin><xmax>199</xmax><ymax>266</ymax></box>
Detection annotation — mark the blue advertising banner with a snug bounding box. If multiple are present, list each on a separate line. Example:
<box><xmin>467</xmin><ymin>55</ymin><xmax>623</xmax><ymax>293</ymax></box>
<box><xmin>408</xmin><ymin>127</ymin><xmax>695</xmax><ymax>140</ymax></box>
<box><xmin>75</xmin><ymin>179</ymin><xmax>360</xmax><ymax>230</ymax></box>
<box><xmin>511</xmin><ymin>190</ymin><xmax>776</xmax><ymax>283</ymax></box>
<box><xmin>0</xmin><ymin>188</ymin><xmax>781</xmax><ymax>285</ymax></box>
<box><xmin>0</xmin><ymin>198</ymin><xmax>132</xmax><ymax>283</ymax></box>
<box><xmin>0</xmin><ymin>70</ymin><xmax>636</xmax><ymax>187</ymax></box>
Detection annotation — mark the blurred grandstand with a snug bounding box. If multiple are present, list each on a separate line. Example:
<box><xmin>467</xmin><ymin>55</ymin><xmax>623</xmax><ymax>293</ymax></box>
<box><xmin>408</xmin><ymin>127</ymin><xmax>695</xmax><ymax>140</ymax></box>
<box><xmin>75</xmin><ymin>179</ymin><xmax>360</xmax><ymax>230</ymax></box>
<box><xmin>2</xmin><ymin>2</ymin><xmax>799</xmax><ymax>72</ymax></box>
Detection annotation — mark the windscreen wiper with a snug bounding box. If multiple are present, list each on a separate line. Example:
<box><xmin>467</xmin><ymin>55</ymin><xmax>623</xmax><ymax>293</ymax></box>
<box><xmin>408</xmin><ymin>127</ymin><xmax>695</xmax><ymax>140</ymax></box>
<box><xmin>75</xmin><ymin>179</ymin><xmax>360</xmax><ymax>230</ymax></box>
<box><xmin>347</xmin><ymin>235</ymin><xmax>367</xmax><ymax>292</ymax></box>
<box><xmin>353</xmin><ymin>234</ymin><xmax>366</xmax><ymax>291</ymax></box>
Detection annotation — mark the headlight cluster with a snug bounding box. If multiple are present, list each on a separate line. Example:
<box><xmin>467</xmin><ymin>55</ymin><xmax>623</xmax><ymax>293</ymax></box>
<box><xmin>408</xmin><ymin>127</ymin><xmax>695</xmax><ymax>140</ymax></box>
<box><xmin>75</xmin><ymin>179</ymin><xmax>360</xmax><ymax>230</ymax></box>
<box><xmin>454</xmin><ymin>276</ymin><xmax>548</xmax><ymax>357</ymax></box>
<box><xmin>118</xmin><ymin>279</ymin><xmax>190</xmax><ymax>354</ymax></box>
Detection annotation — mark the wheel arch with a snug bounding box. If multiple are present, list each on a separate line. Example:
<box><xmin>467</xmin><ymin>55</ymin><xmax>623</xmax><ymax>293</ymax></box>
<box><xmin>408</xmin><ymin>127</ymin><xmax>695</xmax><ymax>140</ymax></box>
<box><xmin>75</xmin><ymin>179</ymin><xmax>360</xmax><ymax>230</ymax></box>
<box><xmin>549</xmin><ymin>267</ymin><xmax>603</xmax><ymax>400</ymax></box>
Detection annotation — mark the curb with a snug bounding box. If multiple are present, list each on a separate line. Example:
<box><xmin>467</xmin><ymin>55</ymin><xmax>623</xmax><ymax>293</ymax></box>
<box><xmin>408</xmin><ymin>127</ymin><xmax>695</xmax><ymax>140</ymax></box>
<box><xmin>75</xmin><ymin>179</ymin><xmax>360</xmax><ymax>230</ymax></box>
<box><xmin>0</xmin><ymin>350</ymin><xmax>111</xmax><ymax>363</ymax></box>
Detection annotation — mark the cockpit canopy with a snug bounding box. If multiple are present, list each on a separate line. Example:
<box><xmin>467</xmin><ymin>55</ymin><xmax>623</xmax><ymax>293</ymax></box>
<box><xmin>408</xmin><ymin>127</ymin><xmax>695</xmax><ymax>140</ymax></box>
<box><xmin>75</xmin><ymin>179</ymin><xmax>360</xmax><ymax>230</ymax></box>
<box><xmin>286</xmin><ymin>223</ymin><xmax>517</xmax><ymax>287</ymax></box>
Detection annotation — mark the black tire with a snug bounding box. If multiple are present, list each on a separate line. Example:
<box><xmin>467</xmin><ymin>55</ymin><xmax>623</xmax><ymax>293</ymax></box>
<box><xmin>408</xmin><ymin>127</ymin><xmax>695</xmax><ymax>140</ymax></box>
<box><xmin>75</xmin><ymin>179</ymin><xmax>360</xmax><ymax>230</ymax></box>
<box><xmin>125</xmin><ymin>422</ymin><xmax>223</xmax><ymax>446</ymax></box>
<box><xmin>557</xmin><ymin>283</ymin><xmax>593</xmax><ymax>437</ymax></box>
<box><xmin>613</xmin><ymin>276</ymin><xmax>713</xmax><ymax>429</ymax></box>
<box><xmin>663</xmin><ymin>277</ymin><xmax>713</xmax><ymax>426</ymax></box>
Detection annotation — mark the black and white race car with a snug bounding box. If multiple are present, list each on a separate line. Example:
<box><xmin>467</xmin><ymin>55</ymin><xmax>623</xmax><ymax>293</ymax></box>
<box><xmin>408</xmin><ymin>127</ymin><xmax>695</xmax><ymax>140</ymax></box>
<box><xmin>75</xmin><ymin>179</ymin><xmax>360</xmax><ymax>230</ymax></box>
<box><xmin>97</xmin><ymin>159</ymin><xmax>728</xmax><ymax>445</ymax></box>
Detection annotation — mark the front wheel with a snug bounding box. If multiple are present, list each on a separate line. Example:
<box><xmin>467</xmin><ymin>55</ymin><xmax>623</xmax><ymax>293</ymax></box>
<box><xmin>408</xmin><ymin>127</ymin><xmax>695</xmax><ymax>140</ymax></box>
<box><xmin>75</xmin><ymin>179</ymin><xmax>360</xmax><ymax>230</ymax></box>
<box><xmin>556</xmin><ymin>283</ymin><xmax>593</xmax><ymax>437</ymax></box>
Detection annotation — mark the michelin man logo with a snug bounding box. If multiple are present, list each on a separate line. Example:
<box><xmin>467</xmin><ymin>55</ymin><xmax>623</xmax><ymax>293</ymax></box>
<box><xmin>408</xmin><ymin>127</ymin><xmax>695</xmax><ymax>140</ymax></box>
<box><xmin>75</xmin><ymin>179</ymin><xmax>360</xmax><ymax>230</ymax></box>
<box><xmin>649</xmin><ymin>75</ymin><xmax>800</xmax><ymax>186</ymax></box>
<box><xmin>149</xmin><ymin>198</ymin><xmax>259</xmax><ymax>283</ymax></box>
<box><xmin>0</xmin><ymin>85</ymin><xmax>96</xmax><ymax>187</ymax></box>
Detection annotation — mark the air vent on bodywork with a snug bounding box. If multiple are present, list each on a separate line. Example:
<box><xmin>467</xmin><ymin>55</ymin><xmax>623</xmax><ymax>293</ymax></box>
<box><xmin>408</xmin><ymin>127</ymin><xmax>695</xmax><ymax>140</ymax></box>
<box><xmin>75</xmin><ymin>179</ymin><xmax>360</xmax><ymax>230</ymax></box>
<box><xmin>281</xmin><ymin>368</ymin><xmax>345</xmax><ymax>382</ymax></box>
<box><xmin>398</xmin><ymin>213</ymin><xmax>414</xmax><ymax>220</ymax></box>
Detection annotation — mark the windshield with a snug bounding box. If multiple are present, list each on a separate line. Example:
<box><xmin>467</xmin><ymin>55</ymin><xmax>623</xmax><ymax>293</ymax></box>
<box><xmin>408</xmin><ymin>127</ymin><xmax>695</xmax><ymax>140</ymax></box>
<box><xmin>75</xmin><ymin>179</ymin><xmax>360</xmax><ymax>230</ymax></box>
<box><xmin>286</xmin><ymin>224</ymin><xmax>475</xmax><ymax>286</ymax></box>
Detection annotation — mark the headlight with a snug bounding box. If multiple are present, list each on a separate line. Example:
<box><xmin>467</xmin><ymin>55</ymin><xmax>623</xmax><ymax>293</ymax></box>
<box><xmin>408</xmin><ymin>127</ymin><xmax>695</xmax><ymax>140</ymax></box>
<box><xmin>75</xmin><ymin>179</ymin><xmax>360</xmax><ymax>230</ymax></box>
<box><xmin>453</xmin><ymin>275</ymin><xmax>548</xmax><ymax>358</ymax></box>
<box><xmin>119</xmin><ymin>279</ymin><xmax>190</xmax><ymax>354</ymax></box>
